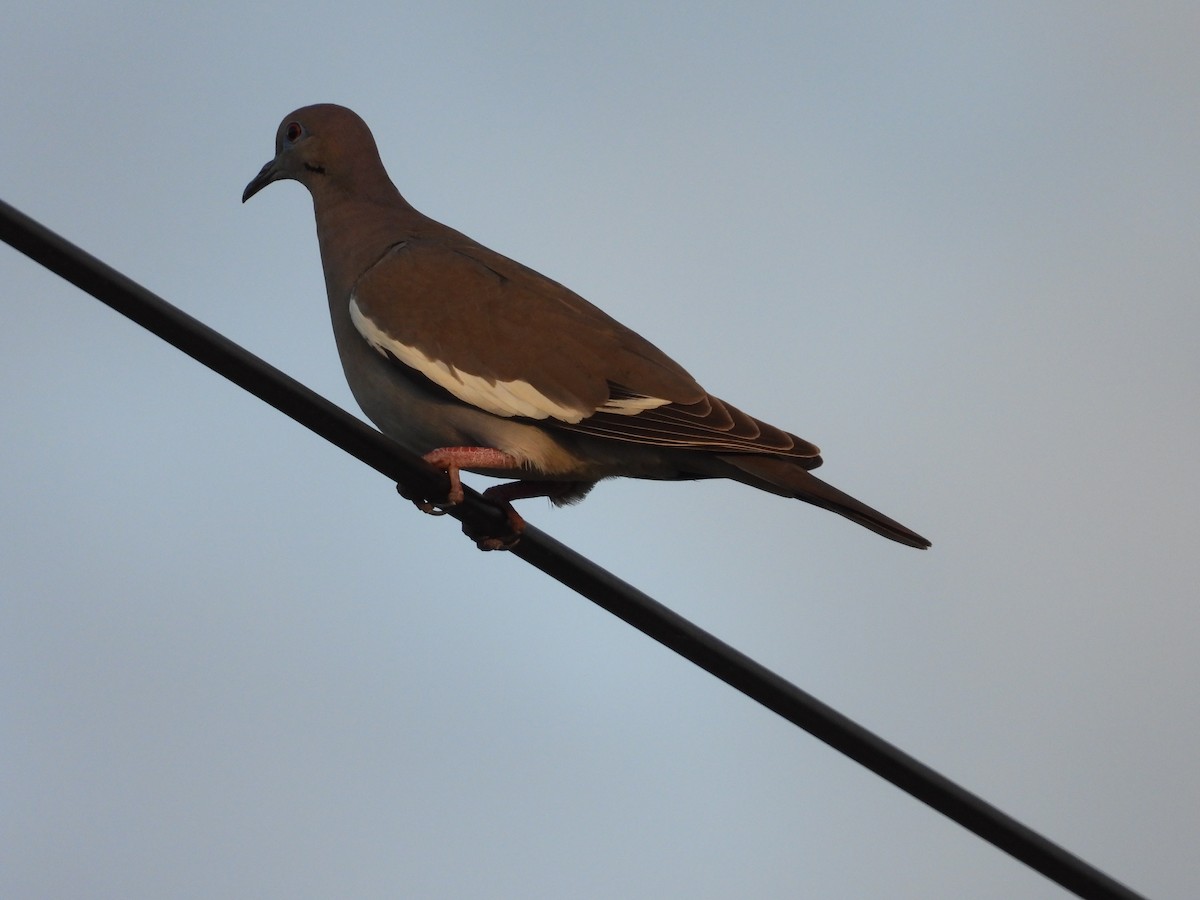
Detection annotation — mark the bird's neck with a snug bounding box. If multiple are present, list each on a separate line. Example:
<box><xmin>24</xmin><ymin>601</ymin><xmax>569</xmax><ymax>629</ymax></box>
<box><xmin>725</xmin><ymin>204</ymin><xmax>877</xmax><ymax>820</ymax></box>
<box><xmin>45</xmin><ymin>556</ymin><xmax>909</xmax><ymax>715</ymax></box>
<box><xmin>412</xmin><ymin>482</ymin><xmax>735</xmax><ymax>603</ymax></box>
<box><xmin>309</xmin><ymin>190</ymin><xmax>421</xmax><ymax>382</ymax></box>
<box><xmin>311</xmin><ymin>190</ymin><xmax>419</xmax><ymax>300</ymax></box>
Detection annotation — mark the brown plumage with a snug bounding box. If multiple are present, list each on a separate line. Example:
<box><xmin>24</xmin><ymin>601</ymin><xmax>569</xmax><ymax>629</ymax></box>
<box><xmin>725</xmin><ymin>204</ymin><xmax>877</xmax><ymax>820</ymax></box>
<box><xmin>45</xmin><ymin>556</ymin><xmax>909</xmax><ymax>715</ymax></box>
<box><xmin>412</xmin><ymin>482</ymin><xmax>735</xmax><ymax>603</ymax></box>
<box><xmin>243</xmin><ymin>104</ymin><xmax>930</xmax><ymax>550</ymax></box>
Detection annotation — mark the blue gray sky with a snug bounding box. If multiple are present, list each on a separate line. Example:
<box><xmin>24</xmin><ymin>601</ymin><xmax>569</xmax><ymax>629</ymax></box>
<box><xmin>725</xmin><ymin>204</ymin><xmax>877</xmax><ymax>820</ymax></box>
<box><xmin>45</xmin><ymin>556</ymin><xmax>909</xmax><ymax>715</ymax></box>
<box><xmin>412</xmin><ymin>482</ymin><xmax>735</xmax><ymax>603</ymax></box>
<box><xmin>3</xmin><ymin>4</ymin><xmax>1197</xmax><ymax>898</ymax></box>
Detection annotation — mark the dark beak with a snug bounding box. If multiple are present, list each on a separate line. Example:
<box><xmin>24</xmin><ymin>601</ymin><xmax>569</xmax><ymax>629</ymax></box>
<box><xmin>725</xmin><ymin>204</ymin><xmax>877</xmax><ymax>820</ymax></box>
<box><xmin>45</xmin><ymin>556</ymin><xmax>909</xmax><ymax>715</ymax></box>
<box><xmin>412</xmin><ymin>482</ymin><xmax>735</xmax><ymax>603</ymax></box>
<box><xmin>242</xmin><ymin>158</ymin><xmax>280</xmax><ymax>203</ymax></box>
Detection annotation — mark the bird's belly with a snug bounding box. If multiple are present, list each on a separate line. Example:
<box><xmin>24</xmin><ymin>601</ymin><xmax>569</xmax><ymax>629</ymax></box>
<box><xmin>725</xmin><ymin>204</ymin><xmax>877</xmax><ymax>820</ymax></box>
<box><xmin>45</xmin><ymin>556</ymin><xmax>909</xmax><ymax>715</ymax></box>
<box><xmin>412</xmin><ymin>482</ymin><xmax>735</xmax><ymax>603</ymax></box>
<box><xmin>342</xmin><ymin>346</ymin><xmax>590</xmax><ymax>477</ymax></box>
<box><xmin>338</xmin><ymin>331</ymin><xmax>697</xmax><ymax>483</ymax></box>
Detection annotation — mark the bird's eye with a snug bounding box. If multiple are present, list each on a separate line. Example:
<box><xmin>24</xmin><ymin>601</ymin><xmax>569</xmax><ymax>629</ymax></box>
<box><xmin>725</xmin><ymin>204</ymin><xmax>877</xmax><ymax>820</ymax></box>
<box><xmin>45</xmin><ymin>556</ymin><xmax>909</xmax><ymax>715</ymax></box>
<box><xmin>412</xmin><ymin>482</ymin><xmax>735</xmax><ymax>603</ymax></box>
<box><xmin>285</xmin><ymin>122</ymin><xmax>303</xmax><ymax>143</ymax></box>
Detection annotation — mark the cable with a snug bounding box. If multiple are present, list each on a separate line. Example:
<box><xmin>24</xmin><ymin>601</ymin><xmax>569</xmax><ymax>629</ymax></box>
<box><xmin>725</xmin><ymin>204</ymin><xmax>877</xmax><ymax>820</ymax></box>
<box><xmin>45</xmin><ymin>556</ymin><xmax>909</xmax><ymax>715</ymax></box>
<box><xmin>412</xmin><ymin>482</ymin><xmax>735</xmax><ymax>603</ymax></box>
<box><xmin>0</xmin><ymin>198</ymin><xmax>1145</xmax><ymax>900</ymax></box>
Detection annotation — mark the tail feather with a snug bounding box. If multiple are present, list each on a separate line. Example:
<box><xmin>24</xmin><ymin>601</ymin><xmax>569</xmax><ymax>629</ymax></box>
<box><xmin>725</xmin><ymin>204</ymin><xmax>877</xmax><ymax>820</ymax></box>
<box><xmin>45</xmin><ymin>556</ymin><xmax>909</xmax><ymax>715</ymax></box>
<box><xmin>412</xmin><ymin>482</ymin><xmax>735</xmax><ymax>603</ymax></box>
<box><xmin>718</xmin><ymin>455</ymin><xmax>931</xmax><ymax>549</ymax></box>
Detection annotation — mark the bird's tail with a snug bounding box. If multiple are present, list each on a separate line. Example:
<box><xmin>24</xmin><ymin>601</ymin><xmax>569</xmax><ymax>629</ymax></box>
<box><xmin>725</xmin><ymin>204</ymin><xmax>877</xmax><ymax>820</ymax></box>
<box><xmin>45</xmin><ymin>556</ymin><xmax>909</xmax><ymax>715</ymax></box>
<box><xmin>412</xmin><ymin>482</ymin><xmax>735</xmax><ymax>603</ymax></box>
<box><xmin>717</xmin><ymin>455</ymin><xmax>931</xmax><ymax>549</ymax></box>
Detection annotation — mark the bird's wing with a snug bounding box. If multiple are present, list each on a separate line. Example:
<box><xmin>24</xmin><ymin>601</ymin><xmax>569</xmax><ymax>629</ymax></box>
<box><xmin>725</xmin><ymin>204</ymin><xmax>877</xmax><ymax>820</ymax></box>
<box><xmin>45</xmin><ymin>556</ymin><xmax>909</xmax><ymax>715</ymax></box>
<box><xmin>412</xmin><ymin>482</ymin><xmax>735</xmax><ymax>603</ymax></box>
<box><xmin>561</xmin><ymin>389</ymin><xmax>821</xmax><ymax>460</ymax></box>
<box><xmin>349</xmin><ymin>236</ymin><xmax>819</xmax><ymax>459</ymax></box>
<box><xmin>349</xmin><ymin>237</ymin><xmax>700</xmax><ymax>420</ymax></box>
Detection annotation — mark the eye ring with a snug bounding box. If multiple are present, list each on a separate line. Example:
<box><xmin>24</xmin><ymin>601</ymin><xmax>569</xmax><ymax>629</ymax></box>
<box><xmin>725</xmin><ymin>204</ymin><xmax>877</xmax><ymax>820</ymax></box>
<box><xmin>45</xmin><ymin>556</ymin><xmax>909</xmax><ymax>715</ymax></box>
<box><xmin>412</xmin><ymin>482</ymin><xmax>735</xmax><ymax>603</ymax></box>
<box><xmin>284</xmin><ymin>121</ymin><xmax>303</xmax><ymax>143</ymax></box>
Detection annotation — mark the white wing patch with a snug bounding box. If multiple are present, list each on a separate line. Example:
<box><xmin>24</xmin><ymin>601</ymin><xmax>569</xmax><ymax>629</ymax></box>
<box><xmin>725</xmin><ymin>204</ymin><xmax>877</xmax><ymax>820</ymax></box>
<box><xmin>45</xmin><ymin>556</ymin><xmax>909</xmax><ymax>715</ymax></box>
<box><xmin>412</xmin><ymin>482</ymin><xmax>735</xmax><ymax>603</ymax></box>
<box><xmin>599</xmin><ymin>394</ymin><xmax>671</xmax><ymax>414</ymax></box>
<box><xmin>351</xmin><ymin>297</ymin><xmax>667</xmax><ymax>422</ymax></box>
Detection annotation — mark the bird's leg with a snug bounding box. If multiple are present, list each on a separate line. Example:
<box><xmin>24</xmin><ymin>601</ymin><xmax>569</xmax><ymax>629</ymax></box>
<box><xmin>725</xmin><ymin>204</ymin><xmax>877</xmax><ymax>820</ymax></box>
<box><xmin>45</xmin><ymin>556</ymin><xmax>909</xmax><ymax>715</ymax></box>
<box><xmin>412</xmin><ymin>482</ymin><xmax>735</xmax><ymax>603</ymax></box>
<box><xmin>398</xmin><ymin>449</ymin><xmax>583</xmax><ymax>551</ymax></box>
<box><xmin>398</xmin><ymin>447</ymin><xmax>526</xmax><ymax>550</ymax></box>
<box><xmin>466</xmin><ymin>480</ymin><xmax>589</xmax><ymax>551</ymax></box>
<box><xmin>398</xmin><ymin>446</ymin><xmax>522</xmax><ymax>514</ymax></box>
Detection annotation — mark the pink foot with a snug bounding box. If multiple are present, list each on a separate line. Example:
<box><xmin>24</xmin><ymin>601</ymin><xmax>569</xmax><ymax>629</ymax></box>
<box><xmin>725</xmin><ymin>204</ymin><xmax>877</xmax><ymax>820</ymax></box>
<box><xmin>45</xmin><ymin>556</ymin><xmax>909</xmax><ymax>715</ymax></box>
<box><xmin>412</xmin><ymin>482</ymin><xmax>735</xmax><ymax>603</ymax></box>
<box><xmin>466</xmin><ymin>481</ymin><xmax>593</xmax><ymax>551</ymax></box>
<box><xmin>397</xmin><ymin>447</ymin><xmax>522</xmax><ymax>550</ymax></box>
<box><xmin>399</xmin><ymin>449</ymin><xmax>590</xmax><ymax>551</ymax></box>
<box><xmin>410</xmin><ymin>447</ymin><xmax>521</xmax><ymax>511</ymax></box>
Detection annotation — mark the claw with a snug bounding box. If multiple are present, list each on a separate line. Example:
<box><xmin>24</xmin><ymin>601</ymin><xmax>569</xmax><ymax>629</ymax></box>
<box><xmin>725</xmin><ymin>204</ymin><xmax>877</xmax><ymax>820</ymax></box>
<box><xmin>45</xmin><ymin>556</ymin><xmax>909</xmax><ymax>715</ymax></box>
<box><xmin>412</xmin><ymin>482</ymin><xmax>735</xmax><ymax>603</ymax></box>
<box><xmin>474</xmin><ymin>534</ymin><xmax>521</xmax><ymax>552</ymax></box>
<box><xmin>461</xmin><ymin>502</ymin><xmax>525</xmax><ymax>551</ymax></box>
<box><xmin>396</xmin><ymin>481</ymin><xmax>457</xmax><ymax>516</ymax></box>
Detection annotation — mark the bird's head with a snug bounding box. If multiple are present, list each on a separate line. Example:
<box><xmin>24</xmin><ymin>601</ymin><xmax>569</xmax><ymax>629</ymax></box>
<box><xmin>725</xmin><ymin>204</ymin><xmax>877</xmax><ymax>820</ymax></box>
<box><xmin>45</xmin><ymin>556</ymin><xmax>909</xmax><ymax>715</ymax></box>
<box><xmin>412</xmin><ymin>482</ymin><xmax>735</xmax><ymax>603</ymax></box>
<box><xmin>242</xmin><ymin>104</ymin><xmax>390</xmax><ymax>203</ymax></box>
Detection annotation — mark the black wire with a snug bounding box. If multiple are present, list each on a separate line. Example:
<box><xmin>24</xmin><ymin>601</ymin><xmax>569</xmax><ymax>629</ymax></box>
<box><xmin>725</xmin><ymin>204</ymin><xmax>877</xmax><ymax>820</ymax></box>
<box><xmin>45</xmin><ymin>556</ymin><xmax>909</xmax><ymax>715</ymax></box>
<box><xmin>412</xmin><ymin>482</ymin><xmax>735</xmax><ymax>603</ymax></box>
<box><xmin>0</xmin><ymin>198</ymin><xmax>1145</xmax><ymax>900</ymax></box>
